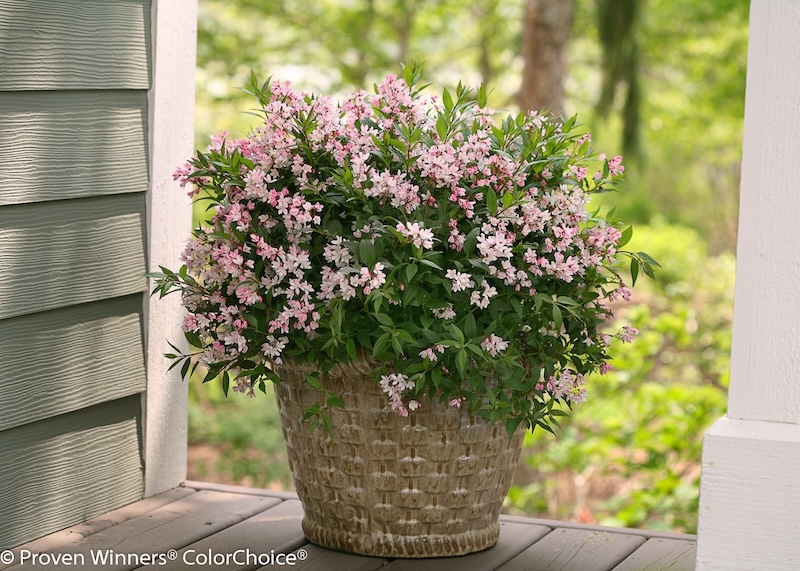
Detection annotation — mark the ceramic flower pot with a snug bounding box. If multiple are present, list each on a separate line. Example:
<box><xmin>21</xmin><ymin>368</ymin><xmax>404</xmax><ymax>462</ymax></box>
<box><xmin>273</xmin><ymin>360</ymin><xmax>525</xmax><ymax>558</ymax></box>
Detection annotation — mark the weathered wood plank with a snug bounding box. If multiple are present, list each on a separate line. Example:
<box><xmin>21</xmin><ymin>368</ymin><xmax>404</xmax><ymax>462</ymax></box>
<box><xmin>0</xmin><ymin>91</ymin><xmax>149</xmax><ymax>206</ymax></box>
<box><xmin>612</xmin><ymin>538</ymin><xmax>697</xmax><ymax>571</ymax></box>
<box><xmin>185</xmin><ymin>480</ymin><xmax>299</xmax><ymax>500</ymax></box>
<box><xmin>0</xmin><ymin>194</ymin><xmax>147</xmax><ymax>320</ymax></box>
<box><xmin>12</xmin><ymin>491</ymin><xmax>282</xmax><ymax>571</ymax></box>
<box><xmin>0</xmin><ymin>295</ymin><xmax>146</xmax><ymax>431</ymax></box>
<box><xmin>496</xmin><ymin>528</ymin><xmax>646</xmax><ymax>571</ymax></box>
<box><xmin>382</xmin><ymin>521</ymin><xmax>552</xmax><ymax>571</ymax></box>
<box><xmin>157</xmin><ymin>500</ymin><xmax>305</xmax><ymax>571</ymax></box>
<box><xmin>0</xmin><ymin>0</ymin><xmax>150</xmax><ymax>90</ymax></box>
<box><xmin>0</xmin><ymin>488</ymin><xmax>195</xmax><ymax>571</ymax></box>
<box><xmin>4</xmin><ymin>485</ymin><xmax>700</xmax><ymax>570</ymax></box>
<box><xmin>0</xmin><ymin>396</ymin><xmax>143</xmax><ymax>550</ymax></box>
<box><xmin>289</xmin><ymin>544</ymin><xmax>389</xmax><ymax>571</ymax></box>
<box><xmin>500</xmin><ymin>514</ymin><xmax>698</xmax><ymax>542</ymax></box>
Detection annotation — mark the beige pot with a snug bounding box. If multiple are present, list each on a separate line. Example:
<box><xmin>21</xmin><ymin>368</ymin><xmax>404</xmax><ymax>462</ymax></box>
<box><xmin>273</xmin><ymin>360</ymin><xmax>525</xmax><ymax>558</ymax></box>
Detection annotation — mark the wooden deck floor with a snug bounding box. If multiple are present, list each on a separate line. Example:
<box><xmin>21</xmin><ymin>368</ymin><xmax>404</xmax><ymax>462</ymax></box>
<box><xmin>2</xmin><ymin>481</ymin><xmax>696</xmax><ymax>570</ymax></box>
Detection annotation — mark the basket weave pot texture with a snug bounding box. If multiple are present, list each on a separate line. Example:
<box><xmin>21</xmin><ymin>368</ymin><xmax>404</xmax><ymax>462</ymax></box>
<box><xmin>273</xmin><ymin>360</ymin><xmax>525</xmax><ymax>558</ymax></box>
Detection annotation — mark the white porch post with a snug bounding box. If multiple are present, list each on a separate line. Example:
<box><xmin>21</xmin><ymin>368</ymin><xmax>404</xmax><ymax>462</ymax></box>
<box><xmin>696</xmin><ymin>1</ymin><xmax>800</xmax><ymax>569</ymax></box>
<box><xmin>144</xmin><ymin>0</ymin><xmax>197</xmax><ymax>496</ymax></box>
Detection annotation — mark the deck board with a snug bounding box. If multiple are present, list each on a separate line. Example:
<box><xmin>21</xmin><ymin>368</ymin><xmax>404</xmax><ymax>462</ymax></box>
<box><xmin>288</xmin><ymin>544</ymin><xmax>389</xmax><ymax>571</ymax></box>
<box><xmin>161</xmin><ymin>500</ymin><xmax>306</xmax><ymax>571</ymax></box>
<box><xmin>612</xmin><ymin>538</ymin><xmax>697</xmax><ymax>571</ymax></box>
<box><xmin>7</xmin><ymin>482</ymin><xmax>696</xmax><ymax>571</ymax></box>
<box><xmin>0</xmin><ymin>488</ymin><xmax>194</xmax><ymax>571</ymax></box>
<box><xmin>496</xmin><ymin>528</ymin><xmax>646</xmax><ymax>571</ymax></box>
<box><xmin>384</xmin><ymin>521</ymin><xmax>552</xmax><ymax>570</ymax></box>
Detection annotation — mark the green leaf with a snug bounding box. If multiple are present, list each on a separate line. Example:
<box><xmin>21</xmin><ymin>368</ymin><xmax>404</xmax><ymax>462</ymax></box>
<box><xmin>448</xmin><ymin>323</ymin><xmax>466</xmax><ymax>344</ymax></box>
<box><xmin>431</xmin><ymin>368</ymin><xmax>442</xmax><ymax>389</ymax></box>
<box><xmin>619</xmin><ymin>226</ymin><xmax>634</xmax><ymax>248</ymax></box>
<box><xmin>184</xmin><ymin>330</ymin><xmax>202</xmax><ymax>348</ymax></box>
<box><xmin>326</xmin><ymin>394</ymin><xmax>345</xmax><ymax>408</ymax></box>
<box><xmin>456</xmin><ymin>349</ymin><xmax>468</xmax><ymax>377</ymax></box>
<box><xmin>419</xmin><ymin>258</ymin><xmax>444</xmax><ymax>271</ymax></box>
<box><xmin>477</xmin><ymin>84</ymin><xmax>488</xmax><ymax>108</ymax></box>
<box><xmin>374</xmin><ymin>312</ymin><xmax>393</xmax><ymax>326</ymax></box>
<box><xmin>403</xmin><ymin>283</ymin><xmax>420</xmax><ymax>306</ymax></box>
<box><xmin>463</xmin><ymin>227</ymin><xmax>480</xmax><ymax>255</ymax></box>
<box><xmin>630</xmin><ymin>257</ymin><xmax>640</xmax><ymax>286</ymax></box>
<box><xmin>464</xmin><ymin>313</ymin><xmax>477</xmax><ymax>338</ymax></box>
<box><xmin>396</xmin><ymin>329</ymin><xmax>416</xmax><ymax>344</ymax></box>
<box><xmin>390</xmin><ymin>334</ymin><xmax>404</xmax><ymax>356</ymax></box>
<box><xmin>510</xmin><ymin>298</ymin><xmax>524</xmax><ymax>318</ymax></box>
<box><xmin>436</xmin><ymin>115</ymin><xmax>448</xmax><ymax>141</ymax></box>
<box><xmin>465</xmin><ymin>343</ymin><xmax>484</xmax><ymax>357</ymax></box>
<box><xmin>346</xmin><ymin>338</ymin><xmax>357</xmax><ymax>361</ymax></box>
<box><xmin>486</xmin><ymin>187</ymin><xmax>498</xmax><ymax>216</ymax></box>
<box><xmin>405</xmin><ymin>263</ymin><xmax>419</xmax><ymax>282</ymax></box>
<box><xmin>442</xmin><ymin>87</ymin><xmax>454</xmax><ymax>112</ymax></box>
<box><xmin>373</xmin><ymin>333</ymin><xmax>391</xmax><ymax>358</ymax></box>
<box><xmin>180</xmin><ymin>358</ymin><xmax>191</xmax><ymax>380</ymax></box>
<box><xmin>552</xmin><ymin>305</ymin><xmax>563</xmax><ymax>330</ymax></box>
<box><xmin>359</xmin><ymin>238</ymin><xmax>377</xmax><ymax>266</ymax></box>
<box><xmin>304</xmin><ymin>373</ymin><xmax>323</xmax><ymax>391</ymax></box>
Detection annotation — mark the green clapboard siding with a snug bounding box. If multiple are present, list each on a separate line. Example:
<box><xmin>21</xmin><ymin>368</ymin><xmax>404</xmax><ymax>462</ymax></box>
<box><xmin>0</xmin><ymin>0</ymin><xmax>150</xmax><ymax>91</ymax></box>
<box><xmin>0</xmin><ymin>91</ymin><xmax>149</xmax><ymax>206</ymax></box>
<box><xmin>0</xmin><ymin>295</ymin><xmax>146</xmax><ymax>432</ymax></box>
<box><xmin>0</xmin><ymin>193</ymin><xmax>147</xmax><ymax>321</ymax></box>
<box><xmin>0</xmin><ymin>395</ymin><xmax>144</xmax><ymax>550</ymax></box>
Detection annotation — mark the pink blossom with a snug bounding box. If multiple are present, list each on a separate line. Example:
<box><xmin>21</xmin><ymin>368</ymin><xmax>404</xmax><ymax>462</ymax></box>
<box><xmin>262</xmin><ymin>335</ymin><xmax>288</xmax><ymax>363</ymax></box>
<box><xmin>419</xmin><ymin>344</ymin><xmax>446</xmax><ymax>361</ymax></box>
<box><xmin>608</xmin><ymin>155</ymin><xmax>625</xmax><ymax>176</ymax></box>
<box><xmin>445</xmin><ymin>269</ymin><xmax>474</xmax><ymax>292</ymax></box>
<box><xmin>449</xmin><ymin>397</ymin><xmax>465</xmax><ymax>408</ymax></box>
<box><xmin>569</xmin><ymin>165</ymin><xmax>588</xmax><ymax>181</ymax></box>
<box><xmin>476</xmin><ymin>232</ymin><xmax>513</xmax><ymax>263</ymax></box>
<box><xmin>235</xmin><ymin>285</ymin><xmax>262</xmax><ymax>306</ymax></box>
<box><xmin>182</xmin><ymin>314</ymin><xmax>198</xmax><ymax>332</ymax></box>
<box><xmin>432</xmin><ymin>305</ymin><xmax>457</xmax><ymax>320</ymax></box>
<box><xmin>620</xmin><ymin>325</ymin><xmax>639</xmax><ymax>343</ymax></box>
<box><xmin>481</xmin><ymin>334</ymin><xmax>509</xmax><ymax>356</ymax></box>
<box><xmin>396</xmin><ymin>221</ymin><xmax>435</xmax><ymax>249</ymax></box>
<box><xmin>233</xmin><ymin>378</ymin><xmax>255</xmax><ymax>398</ymax></box>
<box><xmin>469</xmin><ymin>281</ymin><xmax>498</xmax><ymax>309</ymax></box>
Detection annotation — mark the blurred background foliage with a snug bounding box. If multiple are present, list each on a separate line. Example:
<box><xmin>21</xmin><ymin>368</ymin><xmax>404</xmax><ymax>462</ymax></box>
<box><xmin>188</xmin><ymin>0</ymin><xmax>748</xmax><ymax>533</ymax></box>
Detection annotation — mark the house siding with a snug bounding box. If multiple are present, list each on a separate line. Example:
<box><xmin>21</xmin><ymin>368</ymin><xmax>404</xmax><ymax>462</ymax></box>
<box><xmin>0</xmin><ymin>91</ymin><xmax>149</xmax><ymax>205</ymax></box>
<box><xmin>0</xmin><ymin>0</ymin><xmax>152</xmax><ymax>549</ymax></box>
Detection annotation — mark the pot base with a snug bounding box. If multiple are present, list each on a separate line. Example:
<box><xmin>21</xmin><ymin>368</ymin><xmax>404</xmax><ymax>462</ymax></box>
<box><xmin>302</xmin><ymin>518</ymin><xmax>500</xmax><ymax>558</ymax></box>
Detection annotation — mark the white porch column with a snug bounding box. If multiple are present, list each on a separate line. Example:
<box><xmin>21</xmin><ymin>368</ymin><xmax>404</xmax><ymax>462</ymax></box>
<box><xmin>697</xmin><ymin>1</ymin><xmax>800</xmax><ymax>569</ymax></box>
<box><xmin>144</xmin><ymin>0</ymin><xmax>197</xmax><ymax>496</ymax></box>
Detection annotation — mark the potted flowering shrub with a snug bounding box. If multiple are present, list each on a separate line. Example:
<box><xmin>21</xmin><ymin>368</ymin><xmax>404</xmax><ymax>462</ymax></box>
<box><xmin>150</xmin><ymin>64</ymin><xmax>655</xmax><ymax>557</ymax></box>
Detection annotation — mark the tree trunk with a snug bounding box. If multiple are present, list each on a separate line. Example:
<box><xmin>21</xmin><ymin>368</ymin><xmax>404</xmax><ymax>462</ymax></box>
<box><xmin>518</xmin><ymin>0</ymin><xmax>573</xmax><ymax>115</ymax></box>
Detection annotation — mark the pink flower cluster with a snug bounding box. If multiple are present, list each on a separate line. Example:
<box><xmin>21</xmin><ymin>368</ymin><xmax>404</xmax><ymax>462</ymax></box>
<box><xmin>536</xmin><ymin>370</ymin><xmax>588</xmax><ymax>404</ymax></box>
<box><xmin>160</xmin><ymin>70</ymin><xmax>643</xmax><ymax>426</ymax></box>
<box><xmin>379</xmin><ymin>373</ymin><xmax>420</xmax><ymax>417</ymax></box>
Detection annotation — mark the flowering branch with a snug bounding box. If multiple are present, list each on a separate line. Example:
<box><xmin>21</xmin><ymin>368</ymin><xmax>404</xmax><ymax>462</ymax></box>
<box><xmin>149</xmin><ymin>64</ymin><xmax>653</xmax><ymax>435</ymax></box>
